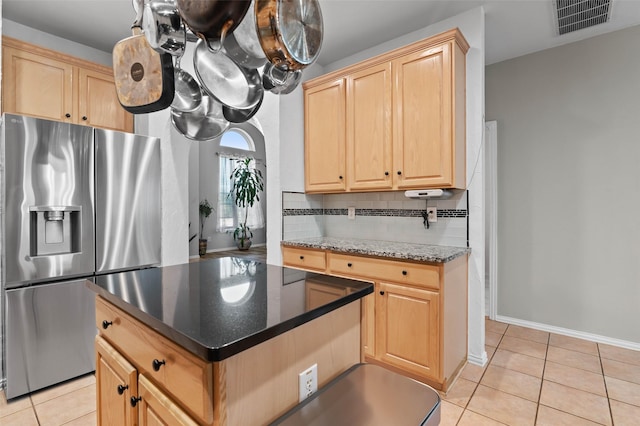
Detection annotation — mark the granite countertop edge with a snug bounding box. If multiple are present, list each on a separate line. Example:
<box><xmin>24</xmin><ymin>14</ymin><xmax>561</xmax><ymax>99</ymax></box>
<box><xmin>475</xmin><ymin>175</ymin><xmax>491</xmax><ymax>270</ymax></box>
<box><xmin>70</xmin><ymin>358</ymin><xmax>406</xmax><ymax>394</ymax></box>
<box><xmin>281</xmin><ymin>238</ymin><xmax>471</xmax><ymax>263</ymax></box>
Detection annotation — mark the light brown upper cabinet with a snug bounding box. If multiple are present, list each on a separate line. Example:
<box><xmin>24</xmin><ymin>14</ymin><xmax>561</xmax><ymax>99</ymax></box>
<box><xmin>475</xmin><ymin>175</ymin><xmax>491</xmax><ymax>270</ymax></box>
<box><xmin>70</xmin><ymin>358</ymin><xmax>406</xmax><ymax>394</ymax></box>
<box><xmin>303</xmin><ymin>28</ymin><xmax>468</xmax><ymax>193</ymax></box>
<box><xmin>304</xmin><ymin>78</ymin><xmax>347</xmax><ymax>192</ymax></box>
<box><xmin>347</xmin><ymin>63</ymin><xmax>393</xmax><ymax>191</ymax></box>
<box><xmin>2</xmin><ymin>37</ymin><xmax>133</xmax><ymax>133</ymax></box>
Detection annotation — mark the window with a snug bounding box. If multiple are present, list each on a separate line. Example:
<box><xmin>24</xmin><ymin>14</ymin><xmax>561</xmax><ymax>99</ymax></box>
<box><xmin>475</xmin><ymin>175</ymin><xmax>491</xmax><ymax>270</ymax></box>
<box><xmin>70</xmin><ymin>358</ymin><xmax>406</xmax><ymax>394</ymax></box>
<box><xmin>217</xmin><ymin>130</ymin><xmax>265</xmax><ymax>232</ymax></box>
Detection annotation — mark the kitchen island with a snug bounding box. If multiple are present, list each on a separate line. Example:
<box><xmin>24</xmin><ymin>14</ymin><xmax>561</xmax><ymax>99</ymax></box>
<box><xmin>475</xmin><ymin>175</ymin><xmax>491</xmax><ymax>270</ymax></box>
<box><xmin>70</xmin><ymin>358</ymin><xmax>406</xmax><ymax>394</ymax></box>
<box><xmin>87</xmin><ymin>257</ymin><xmax>372</xmax><ymax>425</ymax></box>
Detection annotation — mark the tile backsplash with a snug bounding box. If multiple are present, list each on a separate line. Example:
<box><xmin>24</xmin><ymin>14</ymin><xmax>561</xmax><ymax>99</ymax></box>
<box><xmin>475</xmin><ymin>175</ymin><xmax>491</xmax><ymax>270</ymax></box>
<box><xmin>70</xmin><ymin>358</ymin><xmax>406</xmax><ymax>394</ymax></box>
<box><xmin>282</xmin><ymin>191</ymin><xmax>468</xmax><ymax>247</ymax></box>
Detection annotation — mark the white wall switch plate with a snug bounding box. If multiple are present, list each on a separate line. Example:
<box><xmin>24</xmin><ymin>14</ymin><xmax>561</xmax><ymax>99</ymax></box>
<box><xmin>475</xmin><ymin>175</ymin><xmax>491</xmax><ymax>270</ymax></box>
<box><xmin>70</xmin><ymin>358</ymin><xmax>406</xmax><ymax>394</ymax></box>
<box><xmin>427</xmin><ymin>207</ymin><xmax>437</xmax><ymax>223</ymax></box>
<box><xmin>298</xmin><ymin>363</ymin><xmax>318</xmax><ymax>402</ymax></box>
<box><xmin>347</xmin><ymin>207</ymin><xmax>356</xmax><ymax>219</ymax></box>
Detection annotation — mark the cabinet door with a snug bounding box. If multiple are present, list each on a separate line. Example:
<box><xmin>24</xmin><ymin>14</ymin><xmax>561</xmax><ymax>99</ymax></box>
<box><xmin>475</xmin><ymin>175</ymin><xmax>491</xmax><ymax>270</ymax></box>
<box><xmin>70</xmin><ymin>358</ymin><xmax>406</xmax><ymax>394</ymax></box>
<box><xmin>96</xmin><ymin>337</ymin><xmax>138</xmax><ymax>426</ymax></box>
<box><xmin>2</xmin><ymin>46</ymin><xmax>75</xmax><ymax>122</ymax></box>
<box><xmin>346</xmin><ymin>63</ymin><xmax>393</xmax><ymax>190</ymax></box>
<box><xmin>304</xmin><ymin>79</ymin><xmax>346</xmax><ymax>192</ymax></box>
<box><xmin>138</xmin><ymin>375</ymin><xmax>198</xmax><ymax>426</ymax></box>
<box><xmin>377</xmin><ymin>282</ymin><xmax>440</xmax><ymax>379</ymax></box>
<box><xmin>393</xmin><ymin>43</ymin><xmax>454</xmax><ymax>188</ymax></box>
<box><xmin>305</xmin><ymin>281</ymin><xmax>348</xmax><ymax>310</ymax></box>
<box><xmin>79</xmin><ymin>68</ymin><xmax>134</xmax><ymax>132</ymax></box>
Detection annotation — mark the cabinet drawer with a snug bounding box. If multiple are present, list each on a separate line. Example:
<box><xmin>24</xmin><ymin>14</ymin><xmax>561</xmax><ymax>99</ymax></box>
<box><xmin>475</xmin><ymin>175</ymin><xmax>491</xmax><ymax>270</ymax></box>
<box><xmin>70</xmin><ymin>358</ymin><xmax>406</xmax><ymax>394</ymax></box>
<box><xmin>282</xmin><ymin>246</ymin><xmax>327</xmax><ymax>272</ymax></box>
<box><xmin>328</xmin><ymin>253</ymin><xmax>440</xmax><ymax>290</ymax></box>
<box><xmin>96</xmin><ymin>297</ymin><xmax>213</xmax><ymax>424</ymax></box>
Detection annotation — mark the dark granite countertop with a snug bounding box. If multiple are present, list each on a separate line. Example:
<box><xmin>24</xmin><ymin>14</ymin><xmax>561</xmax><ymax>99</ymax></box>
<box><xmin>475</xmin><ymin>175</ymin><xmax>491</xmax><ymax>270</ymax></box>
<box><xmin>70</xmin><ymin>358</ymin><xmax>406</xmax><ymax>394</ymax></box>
<box><xmin>281</xmin><ymin>237</ymin><xmax>470</xmax><ymax>263</ymax></box>
<box><xmin>86</xmin><ymin>257</ymin><xmax>372</xmax><ymax>362</ymax></box>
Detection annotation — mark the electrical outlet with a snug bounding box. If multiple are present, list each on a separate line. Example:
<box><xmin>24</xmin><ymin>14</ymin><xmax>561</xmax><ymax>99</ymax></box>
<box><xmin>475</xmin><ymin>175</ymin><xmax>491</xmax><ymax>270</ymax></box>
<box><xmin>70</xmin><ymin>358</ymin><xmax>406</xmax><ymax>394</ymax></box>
<box><xmin>427</xmin><ymin>207</ymin><xmax>437</xmax><ymax>223</ymax></box>
<box><xmin>347</xmin><ymin>207</ymin><xmax>356</xmax><ymax>220</ymax></box>
<box><xmin>298</xmin><ymin>363</ymin><xmax>318</xmax><ymax>402</ymax></box>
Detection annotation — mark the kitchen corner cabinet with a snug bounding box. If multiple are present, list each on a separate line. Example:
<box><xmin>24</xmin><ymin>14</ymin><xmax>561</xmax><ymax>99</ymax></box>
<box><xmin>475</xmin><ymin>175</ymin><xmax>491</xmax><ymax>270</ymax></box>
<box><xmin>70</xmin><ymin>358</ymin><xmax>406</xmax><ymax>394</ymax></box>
<box><xmin>303</xmin><ymin>28</ymin><xmax>468</xmax><ymax>193</ymax></box>
<box><xmin>282</xmin><ymin>245</ymin><xmax>468</xmax><ymax>391</ymax></box>
<box><xmin>2</xmin><ymin>37</ymin><xmax>133</xmax><ymax>133</ymax></box>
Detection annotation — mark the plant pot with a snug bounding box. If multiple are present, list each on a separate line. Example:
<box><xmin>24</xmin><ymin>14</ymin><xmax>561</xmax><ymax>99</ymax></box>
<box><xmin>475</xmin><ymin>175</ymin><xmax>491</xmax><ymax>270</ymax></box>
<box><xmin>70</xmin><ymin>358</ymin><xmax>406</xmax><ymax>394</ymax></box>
<box><xmin>236</xmin><ymin>238</ymin><xmax>252</xmax><ymax>251</ymax></box>
<box><xmin>199</xmin><ymin>239</ymin><xmax>208</xmax><ymax>257</ymax></box>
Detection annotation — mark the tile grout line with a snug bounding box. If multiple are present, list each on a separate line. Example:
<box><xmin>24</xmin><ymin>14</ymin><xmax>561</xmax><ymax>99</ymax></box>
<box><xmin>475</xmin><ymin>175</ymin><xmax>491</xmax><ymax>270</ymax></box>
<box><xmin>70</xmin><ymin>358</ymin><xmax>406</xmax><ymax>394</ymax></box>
<box><xmin>454</xmin><ymin>324</ymin><xmax>507</xmax><ymax>425</ymax></box>
<box><xmin>533</xmin><ymin>332</ymin><xmax>551</xmax><ymax>426</ymax></box>
<box><xmin>598</xmin><ymin>343</ymin><xmax>615</xmax><ymax>426</ymax></box>
<box><xmin>29</xmin><ymin>395</ymin><xmax>42</xmax><ymax>426</ymax></box>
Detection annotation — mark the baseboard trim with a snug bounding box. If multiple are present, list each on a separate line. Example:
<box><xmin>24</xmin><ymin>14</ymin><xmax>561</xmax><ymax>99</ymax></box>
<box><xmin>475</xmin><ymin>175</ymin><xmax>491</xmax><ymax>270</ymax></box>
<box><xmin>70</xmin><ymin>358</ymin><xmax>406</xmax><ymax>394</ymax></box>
<box><xmin>495</xmin><ymin>315</ymin><xmax>640</xmax><ymax>351</ymax></box>
<box><xmin>467</xmin><ymin>350</ymin><xmax>488</xmax><ymax>367</ymax></box>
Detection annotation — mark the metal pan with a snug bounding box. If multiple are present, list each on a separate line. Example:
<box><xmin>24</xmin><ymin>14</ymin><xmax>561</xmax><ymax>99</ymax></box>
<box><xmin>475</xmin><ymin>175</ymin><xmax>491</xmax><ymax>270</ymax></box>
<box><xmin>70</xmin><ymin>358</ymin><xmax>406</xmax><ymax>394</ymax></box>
<box><xmin>255</xmin><ymin>0</ymin><xmax>323</xmax><ymax>71</ymax></box>
<box><xmin>171</xmin><ymin>55</ymin><xmax>202</xmax><ymax>112</ymax></box>
<box><xmin>193</xmin><ymin>39</ymin><xmax>263</xmax><ymax>110</ymax></box>
<box><xmin>171</xmin><ymin>94</ymin><xmax>229</xmax><ymax>141</ymax></box>
<box><xmin>223</xmin><ymin>92</ymin><xmax>263</xmax><ymax>123</ymax></box>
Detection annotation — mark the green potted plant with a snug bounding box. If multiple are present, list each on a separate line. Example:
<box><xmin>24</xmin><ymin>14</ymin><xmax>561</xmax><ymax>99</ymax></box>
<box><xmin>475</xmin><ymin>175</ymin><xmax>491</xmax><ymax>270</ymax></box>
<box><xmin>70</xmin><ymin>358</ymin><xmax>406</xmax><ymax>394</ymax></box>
<box><xmin>229</xmin><ymin>157</ymin><xmax>264</xmax><ymax>250</ymax></box>
<box><xmin>199</xmin><ymin>199</ymin><xmax>214</xmax><ymax>257</ymax></box>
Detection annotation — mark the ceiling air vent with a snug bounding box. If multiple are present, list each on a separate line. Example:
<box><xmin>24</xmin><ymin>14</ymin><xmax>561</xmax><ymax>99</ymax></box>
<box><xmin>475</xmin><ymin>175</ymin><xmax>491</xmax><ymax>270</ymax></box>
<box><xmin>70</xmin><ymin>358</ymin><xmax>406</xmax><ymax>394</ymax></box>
<box><xmin>554</xmin><ymin>0</ymin><xmax>612</xmax><ymax>35</ymax></box>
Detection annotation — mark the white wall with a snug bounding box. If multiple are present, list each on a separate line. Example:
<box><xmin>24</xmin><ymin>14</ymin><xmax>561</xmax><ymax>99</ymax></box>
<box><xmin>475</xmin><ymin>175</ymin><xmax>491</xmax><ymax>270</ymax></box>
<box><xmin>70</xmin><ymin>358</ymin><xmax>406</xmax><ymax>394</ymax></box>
<box><xmin>275</xmin><ymin>7</ymin><xmax>487</xmax><ymax>365</ymax></box>
<box><xmin>267</xmin><ymin>62</ymin><xmax>326</xmax><ymax>265</ymax></box>
<box><xmin>2</xmin><ymin>19</ymin><xmax>112</xmax><ymax>66</ymax></box>
<box><xmin>486</xmin><ymin>24</ymin><xmax>640</xmax><ymax>347</ymax></box>
<box><xmin>135</xmin><ymin>113</ymin><xmax>190</xmax><ymax>266</ymax></box>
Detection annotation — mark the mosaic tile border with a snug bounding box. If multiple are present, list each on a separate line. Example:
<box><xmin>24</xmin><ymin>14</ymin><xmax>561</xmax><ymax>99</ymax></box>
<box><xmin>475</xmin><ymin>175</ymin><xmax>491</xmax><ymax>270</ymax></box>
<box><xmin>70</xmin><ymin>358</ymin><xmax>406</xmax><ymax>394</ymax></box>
<box><xmin>283</xmin><ymin>208</ymin><xmax>467</xmax><ymax>218</ymax></box>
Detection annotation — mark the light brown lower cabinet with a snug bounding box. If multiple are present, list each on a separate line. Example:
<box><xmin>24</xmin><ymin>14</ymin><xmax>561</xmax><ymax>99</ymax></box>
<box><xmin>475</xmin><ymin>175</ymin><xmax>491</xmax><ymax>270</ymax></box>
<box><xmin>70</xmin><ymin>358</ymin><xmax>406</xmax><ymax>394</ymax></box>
<box><xmin>137</xmin><ymin>375</ymin><xmax>199</xmax><ymax>426</ymax></box>
<box><xmin>377</xmin><ymin>282</ymin><xmax>440</xmax><ymax>379</ymax></box>
<box><xmin>96</xmin><ymin>336</ymin><xmax>137</xmax><ymax>426</ymax></box>
<box><xmin>96</xmin><ymin>336</ymin><xmax>197</xmax><ymax>426</ymax></box>
<box><xmin>282</xmin><ymin>245</ymin><xmax>468</xmax><ymax>391</ymax></box>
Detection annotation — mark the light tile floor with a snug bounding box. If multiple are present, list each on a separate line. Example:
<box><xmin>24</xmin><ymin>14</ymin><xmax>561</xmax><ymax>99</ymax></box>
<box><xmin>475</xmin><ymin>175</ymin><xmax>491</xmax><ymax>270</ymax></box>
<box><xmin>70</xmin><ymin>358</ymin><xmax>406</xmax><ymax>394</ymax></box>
<box><xmin>0</xmin><ymin>374</ymin><xmax>95</xmax><ymax>425</ymax></box>
<box><xmin>1</xmin><ymin>318</ymin><xmax>639</xmax><ymax>425</ymax></box>
<box><xmin>440</xmin><ymin>319</ymin><xmax>640</xmax><ymax>425</ymax></box>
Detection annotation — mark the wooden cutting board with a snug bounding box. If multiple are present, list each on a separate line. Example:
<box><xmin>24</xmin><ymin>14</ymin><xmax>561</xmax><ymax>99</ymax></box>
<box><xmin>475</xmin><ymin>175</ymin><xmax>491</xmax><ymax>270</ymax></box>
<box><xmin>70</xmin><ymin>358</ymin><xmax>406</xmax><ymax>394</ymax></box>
<box><xmin>112</xmin><ymin>29</ymin><xmax>174</xmax><ymax>113</ymax></box>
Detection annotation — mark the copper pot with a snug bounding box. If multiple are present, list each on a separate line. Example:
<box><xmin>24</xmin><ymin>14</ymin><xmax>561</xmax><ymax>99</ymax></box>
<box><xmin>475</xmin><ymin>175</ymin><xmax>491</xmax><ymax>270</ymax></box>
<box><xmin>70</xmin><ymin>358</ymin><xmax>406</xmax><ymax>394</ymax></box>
<box><xmin>255</xmin><ymin>0</ymin><xmax>323</xmax><ymax>71</ymax></box>
<box><xmin>176</xmin><ymin>0</ymin><xmax>250</xmax><ymax>51</ymax></box>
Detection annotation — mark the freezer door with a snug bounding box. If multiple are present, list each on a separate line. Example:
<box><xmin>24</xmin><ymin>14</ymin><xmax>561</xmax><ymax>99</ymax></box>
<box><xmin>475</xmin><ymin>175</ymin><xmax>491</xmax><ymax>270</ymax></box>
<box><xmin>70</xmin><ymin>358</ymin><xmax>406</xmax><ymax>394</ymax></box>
<box><xmin>1</xmin><ymin>114</ymin><xmax>95</xmax><ymax>286</ymax></box>
<box><xmin>5</xmin><ymin>279</ymin><xmax>96</xmax><ymax>399</ymax></box>
<box><xmin>95</xmin><ymin>129</ymin><xmax>161</xmax><ymax>273</ymax></box>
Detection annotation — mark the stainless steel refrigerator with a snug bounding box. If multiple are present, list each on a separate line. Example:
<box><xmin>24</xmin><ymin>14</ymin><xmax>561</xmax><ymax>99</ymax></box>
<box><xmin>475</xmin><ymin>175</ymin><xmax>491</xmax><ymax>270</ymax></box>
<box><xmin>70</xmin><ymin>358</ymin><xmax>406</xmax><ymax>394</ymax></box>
<box><xmin>1</xmin><ymin>113</ymin><xmax>161</xmax><ymax>399</ymax></box>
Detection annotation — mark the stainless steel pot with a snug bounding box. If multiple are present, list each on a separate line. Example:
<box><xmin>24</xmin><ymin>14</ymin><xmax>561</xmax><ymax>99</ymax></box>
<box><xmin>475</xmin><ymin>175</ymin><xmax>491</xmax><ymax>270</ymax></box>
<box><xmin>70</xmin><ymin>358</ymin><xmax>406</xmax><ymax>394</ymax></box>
<box><xmin>193</xmin><ymin>39</ymin><xmax>263</xmax><ymax>110</ymax></box>
<box><xmin>176</xmin><ymin>0</ymin><xmax>251</xmax><ymax>52</ymax></box>
<box><xmin>171</xmin><ymin>94</ymin><xmax>229</xmax><ymax>141</ymax></box>
<box><xmin>223</xmin><ymin>0</ymin><xmax>266</xmax><ymax>68</ymax></box>
<box><xmin>255</xmin><ymin>0</ymin><xmax>323</xmax><ymax>71</ymax></box>
<box><xmin>143</xmin><ymin>0</ymin><xmax>186</xmax><ymax>56</ymax></box>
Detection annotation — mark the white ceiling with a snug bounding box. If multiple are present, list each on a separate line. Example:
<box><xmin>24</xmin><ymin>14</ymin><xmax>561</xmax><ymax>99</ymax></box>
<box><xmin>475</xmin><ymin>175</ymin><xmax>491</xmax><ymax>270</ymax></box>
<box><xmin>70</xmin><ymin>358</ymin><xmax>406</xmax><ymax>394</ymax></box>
<box><xmin>3</xmin><ymin>0</ymin><xmax>640</xmax><ymax>66</ymax></box>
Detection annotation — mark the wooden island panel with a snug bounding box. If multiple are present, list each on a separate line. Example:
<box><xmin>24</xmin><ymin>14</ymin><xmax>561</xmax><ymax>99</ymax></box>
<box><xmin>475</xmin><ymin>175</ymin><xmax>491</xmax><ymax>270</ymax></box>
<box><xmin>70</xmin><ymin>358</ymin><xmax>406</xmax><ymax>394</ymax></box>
<box><xmin>219</xmin><ymin>301</ymin><xmax>360</xmax><ymax>425</ymax></box>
